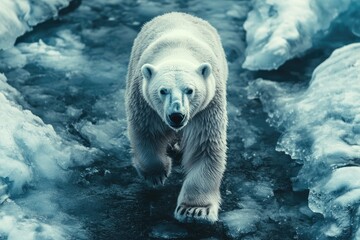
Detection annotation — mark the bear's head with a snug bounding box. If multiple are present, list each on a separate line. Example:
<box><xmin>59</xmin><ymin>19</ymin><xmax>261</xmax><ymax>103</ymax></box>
<box><xmin>141</xmin><ymin>61</ymin><xmax>216</xmax><ymax>131</ymax></box>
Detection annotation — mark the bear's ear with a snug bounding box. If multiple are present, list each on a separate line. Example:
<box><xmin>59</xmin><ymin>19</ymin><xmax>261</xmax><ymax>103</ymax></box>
<box><xmin>197</xmin><ymin>63</ymin><xmax>212</xmax><ymax>79</ymax></box>
<box><xmin>141</xmin><ymin>64</ymin><xmax>156</xmax><ymax>82</ymax></box>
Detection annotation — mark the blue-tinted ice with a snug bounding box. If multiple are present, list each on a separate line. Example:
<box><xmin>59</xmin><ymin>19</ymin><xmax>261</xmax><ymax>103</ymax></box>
<box><xmin>242</xmin><ymin>0</ymin><xmax>355</xmax><ymax>70</ymax></box>
<box><xmin>249</xmin><ymin>43</ymin><xmax>360</xmax><ymax>239</ymax></box>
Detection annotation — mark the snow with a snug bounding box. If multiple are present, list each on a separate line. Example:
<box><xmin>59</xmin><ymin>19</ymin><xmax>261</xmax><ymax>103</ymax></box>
<box><xmin>249</xmin><ymin>43</ymin><xmax>360</xmax><ymax>239</ymax></box>
<box><xmin>221</xmin><ymin>209</ymin><xmax>261</xmax><ymax>238</ymax></box>
<box><xmin>309</xmin><ymin>167</ymin><xmax>360</xmax><ymax>239</ymax></box>
<box><xmin>0</xmin><ymin>72</ymin><xmax>94</xmax><ymax>239</ymax></box>
<box><xmin>0</xmin><ymin>3</ymin><xmax>100</xmax><ymax>238</ymax></box>
<box><xmin>0</xmin><ymin>197</ymin><xmax>87</xmax><ymax>240</ymax></box>
<box><xmin>242</xmin><ymin>0</ymin><xmax>352</xmax><ymax>70</ymax></box>
<box><xmin>0</xmin><ymin>73</ymin><xmax>87</xmax><ymax>192</ymax></box>
<box><xmin>0</xmin><ymin>0</ymin><xmax>71</xmax><ymax>51</ymax></box>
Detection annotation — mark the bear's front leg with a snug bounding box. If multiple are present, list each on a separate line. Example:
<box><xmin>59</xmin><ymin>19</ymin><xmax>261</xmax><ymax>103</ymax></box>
<box><xmin>128</xmin><ymin>125</ymin><xmax>172</xmax><ymax>188</ymax></box>
<box><xmin>174</xmin><ymin>107</ymin><xmax>227</xmax><ymax>223</ymax></box>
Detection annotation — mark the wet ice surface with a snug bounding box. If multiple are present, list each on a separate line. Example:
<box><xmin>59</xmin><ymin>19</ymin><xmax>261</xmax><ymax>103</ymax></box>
<box><xmin>0</xmin><ymin>0</ymin><xmax>71</xmax><ymax>50</ymax></box>
<box><xmin>0</xmin><ymin>0</ymin><xmax>359</xmax><ymax>239</ymax></box>
<box><xmin>242</xmin><ymin>0</ymin><xmax>355</xmax><ymax>71</ymax></box>
<box><xmin>249</xmin><ymin>43</ymin><xmax>360</xmax><ymax>239</ymax></box>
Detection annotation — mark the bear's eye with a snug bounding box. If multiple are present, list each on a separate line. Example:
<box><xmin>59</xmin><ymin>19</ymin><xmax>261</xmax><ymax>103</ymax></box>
<box><xmin>185</xmin><ymin>88</ymin><xmax>193</xmax><ymax>95</ymax></box>
<box><xmin>159</xmin><ymin>88</ymin><xmax>168</xmax><ymax>95</ymax></box>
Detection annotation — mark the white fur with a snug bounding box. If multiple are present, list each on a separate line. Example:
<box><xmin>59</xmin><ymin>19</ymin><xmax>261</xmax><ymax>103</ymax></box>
<box><xmin>125</xmin><ymin>12</ymin><xmax>228</xmax><ymax>223</ymax></box>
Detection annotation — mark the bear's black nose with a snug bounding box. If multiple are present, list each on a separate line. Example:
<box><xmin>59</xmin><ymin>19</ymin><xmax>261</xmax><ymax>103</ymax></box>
<box><xmin>169</xmin><ymin>113</ymin><xmax>185</xmax><ymax>126</ymax></box>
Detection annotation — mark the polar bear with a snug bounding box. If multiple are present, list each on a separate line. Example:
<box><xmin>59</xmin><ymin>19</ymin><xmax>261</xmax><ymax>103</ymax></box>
<box><xmin>125</xmin><ymin>12</ymin><xmax>228</xmax><ymax>223</ymax></box>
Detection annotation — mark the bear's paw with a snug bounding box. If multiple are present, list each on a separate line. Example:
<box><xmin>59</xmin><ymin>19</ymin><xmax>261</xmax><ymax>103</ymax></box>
<box><xmin>135</xmin><ymin>160</ymin><xmax>171</xmax><ymax>188</ymax></box>
<box><xmin>174</xmin><ymin>204</ymin><xmax>218</xmax><ymax>224</ymax></box>
<box><xmin>136</xmin><ymin>166</ymin><xmax>169</xmax><ymax>188</ymax></box>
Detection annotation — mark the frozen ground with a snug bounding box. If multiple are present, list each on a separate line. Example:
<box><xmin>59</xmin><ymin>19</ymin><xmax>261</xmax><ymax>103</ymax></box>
<box><xmin>249</xmin><ymin>43</ymin><xmax>360</xmax><ymax>239</ymax></box>
<box><xmin>242</xmin><ymin>0</ymin><xmax>358</xmax><ymax>70</ymax></box>
<box><xmin>0</xmin><ymin>0</ymin><xmax>72</xmax><ymax>50</ymax></box>
<box><xmin>0</xmin><ymin>0</ymin><xmax>359</xmax><ymax>239</ymax></box>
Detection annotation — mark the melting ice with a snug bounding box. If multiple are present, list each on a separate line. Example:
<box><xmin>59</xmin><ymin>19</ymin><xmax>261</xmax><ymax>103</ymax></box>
<box><xmin>242</xmin><ymin>0</ymin><xmax>354</xmax><ymax>70</ymax></box>
<box><xmin>249</xmin><ymin>43</ymin><xmax>360</xmax><ymax>239</ymax></box>
<box><xmin>0</xmin><ymin>0</ymin><xmax>71</xmax><ymax>50</ymax></box>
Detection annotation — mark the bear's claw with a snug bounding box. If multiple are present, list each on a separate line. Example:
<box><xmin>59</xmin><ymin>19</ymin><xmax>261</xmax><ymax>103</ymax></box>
<box><xmin>141</xmin><ymin>171</ymin><xmax>168</xmax><ymax>188</ymax></box>
<box><xmin>174</xmin><ymin>204</ymin><xmax>218</xmax><ymax>223</ymax></box>
<box><xmin>135</xmin><ymin>160</ymin><xmax>171</xmax><ymax>188</ymax></box>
